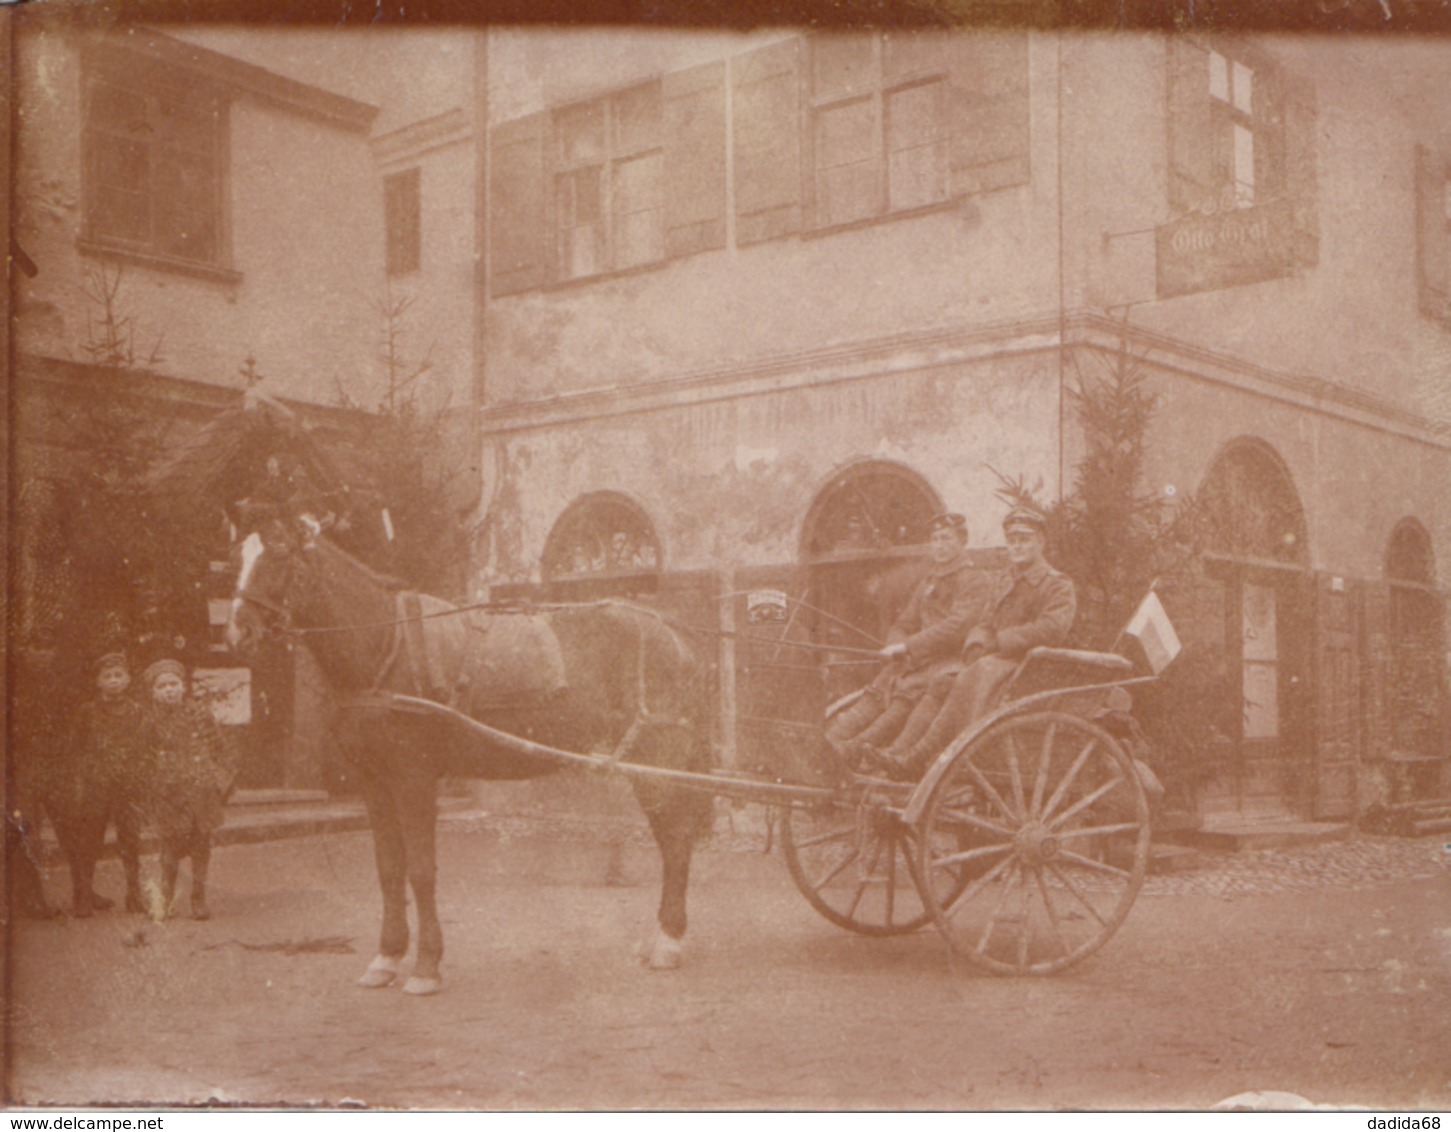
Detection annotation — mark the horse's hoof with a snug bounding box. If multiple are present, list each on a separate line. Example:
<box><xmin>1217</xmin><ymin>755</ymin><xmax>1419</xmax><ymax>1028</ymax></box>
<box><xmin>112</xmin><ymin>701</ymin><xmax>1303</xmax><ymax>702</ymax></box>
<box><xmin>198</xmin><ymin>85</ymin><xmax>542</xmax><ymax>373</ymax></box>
<box><xmin>358</xmin><ymin>955</ymin><xmax>403</xmax><ymax>988</ymax></box>
<box><xmin>403</xmin><ymin>976</ymin><xmax>442</xmax><ymax>996</ymax></box>
<box><xmin>642</xmin><ymin>930</ymin><xmax>683</xmax><ymax>970</ymax></box>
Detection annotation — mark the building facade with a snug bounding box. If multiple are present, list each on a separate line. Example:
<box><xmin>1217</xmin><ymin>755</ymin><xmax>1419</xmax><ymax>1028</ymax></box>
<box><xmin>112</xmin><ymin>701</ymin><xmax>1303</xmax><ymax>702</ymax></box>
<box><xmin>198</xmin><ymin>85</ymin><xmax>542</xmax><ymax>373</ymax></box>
<box><xmin>12</xmin><ymin>18</ymin><xmax>1449</xmax><ymax>819</ymax></box>
<box><xmin>471</xmin><ymin>28</ymin><xmax>1451</xmax><ymax>824</ymax></box>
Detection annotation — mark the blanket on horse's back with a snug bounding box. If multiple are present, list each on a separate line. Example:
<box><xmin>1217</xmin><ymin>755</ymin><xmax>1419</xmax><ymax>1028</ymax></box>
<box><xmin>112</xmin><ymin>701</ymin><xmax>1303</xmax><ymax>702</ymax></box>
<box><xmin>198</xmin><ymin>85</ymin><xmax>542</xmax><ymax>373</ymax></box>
<box><xmin>397</xmin><ymin>592</ymin><xmax>567</xmax><ymax>714</ymax></box>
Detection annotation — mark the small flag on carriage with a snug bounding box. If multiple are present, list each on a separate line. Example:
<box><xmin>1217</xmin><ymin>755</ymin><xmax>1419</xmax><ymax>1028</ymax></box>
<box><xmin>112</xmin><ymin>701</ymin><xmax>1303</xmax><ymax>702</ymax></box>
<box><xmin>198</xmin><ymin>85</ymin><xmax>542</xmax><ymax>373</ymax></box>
<box><xmin>1124</xmin><ymin>590</ymin><xmax>1182</xmax><ymax>675</ymax></box>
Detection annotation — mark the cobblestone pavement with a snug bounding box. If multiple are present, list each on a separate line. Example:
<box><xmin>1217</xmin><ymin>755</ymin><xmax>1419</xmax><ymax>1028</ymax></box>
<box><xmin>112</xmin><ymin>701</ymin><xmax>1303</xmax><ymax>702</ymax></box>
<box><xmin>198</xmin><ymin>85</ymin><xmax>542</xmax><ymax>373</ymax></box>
<box><xmin>1140</xmin><ymin>833</ymin><xmax>1451</xmax><ymax>898</ymax></box>
<box><xmin>450</xmin><ymin>806</ymin><xmax>1451</xmax><ymax>898</ymax></box>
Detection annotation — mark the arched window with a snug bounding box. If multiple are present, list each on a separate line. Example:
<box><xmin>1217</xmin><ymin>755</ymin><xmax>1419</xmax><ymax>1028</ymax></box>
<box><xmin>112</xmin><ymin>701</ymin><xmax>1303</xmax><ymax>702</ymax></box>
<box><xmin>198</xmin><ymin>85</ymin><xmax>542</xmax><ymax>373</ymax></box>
<box><xmin>541</xmin><ymin>491</ymin><xmax>661</xmax><ymax>597</ymax></box>
<box><xmin>799</xmin><ymin>461</ymin><xmax>943</xmax><ymax>687</ymax></box>
<box><xmin>1198</xmin><ymin>439</ymin><xmax>1308</xmax><ymax>565</ymax></box>
<box><xmin>800</xmin><ymin>460</ymin><xmax>942</xmax><ymax>562</ymax></box>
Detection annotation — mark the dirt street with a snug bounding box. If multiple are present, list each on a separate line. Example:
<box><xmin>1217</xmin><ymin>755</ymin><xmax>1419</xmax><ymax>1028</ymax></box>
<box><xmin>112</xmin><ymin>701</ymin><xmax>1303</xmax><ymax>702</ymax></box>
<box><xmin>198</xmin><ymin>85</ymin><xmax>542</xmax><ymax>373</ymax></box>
<box><xmin>6</xmin><ymin>812</ymin><xmax>1451</xmax><ymax>1111</ymax></box>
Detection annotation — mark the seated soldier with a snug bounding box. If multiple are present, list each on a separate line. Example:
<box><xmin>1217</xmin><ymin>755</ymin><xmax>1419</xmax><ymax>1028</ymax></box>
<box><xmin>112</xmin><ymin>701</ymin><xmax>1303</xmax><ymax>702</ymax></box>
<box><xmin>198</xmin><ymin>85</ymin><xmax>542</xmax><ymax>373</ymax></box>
<box><xmin>824</xmin><ymin>512</ymin><xmax>989</xmax><ymax>765</ymax></box>
<box><xmin>870</xmin><ymin>504</ymin><xmax>1076</xmax><ymax>779</ymax></box>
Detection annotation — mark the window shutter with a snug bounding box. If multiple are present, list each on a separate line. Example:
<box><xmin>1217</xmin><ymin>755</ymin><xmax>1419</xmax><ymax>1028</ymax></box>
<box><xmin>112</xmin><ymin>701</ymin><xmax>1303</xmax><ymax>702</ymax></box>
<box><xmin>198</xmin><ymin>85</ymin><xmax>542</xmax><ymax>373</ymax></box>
<box><xmin>1166</xmin><ymin>38</ymin><xmax>1214</xmax><ymax>214</ymax></box>
<box><xmin>489</xmin><ymin>111</ymin><xmax>551</xmax><ymax>296</ymax></box>
<box><xmin>1282</xmin><ymin>72</ymin><xmax>1319</xmax><ymax>268</ymax></box>
<box><xmin>664</xmin><ymin>62</ymin><xmax>727</xmax><ymax>258</ymax></box>
<box><xmin>1416</xmin><ymin>144</ymin><xmax>1451</xmax><ymax>323</ymax></box>
<box><xmin>732</xmin><ymin>38</ymin><xmax>802</xmax><ymax>246</ymax></box>
<box><xmin>945</xmin><ymin>32</ymin><xmax>1030</xmax><ymax>197</ymax></box>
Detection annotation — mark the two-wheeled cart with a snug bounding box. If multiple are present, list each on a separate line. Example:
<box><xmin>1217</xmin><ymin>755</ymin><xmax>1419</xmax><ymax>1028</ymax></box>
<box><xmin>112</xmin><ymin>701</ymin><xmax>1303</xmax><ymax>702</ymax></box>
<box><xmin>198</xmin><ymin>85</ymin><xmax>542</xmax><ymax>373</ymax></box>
<box><xmin>389</xmin><ymin>640</ymin><xmax>1156</xmax><ymax>976</ymax></box>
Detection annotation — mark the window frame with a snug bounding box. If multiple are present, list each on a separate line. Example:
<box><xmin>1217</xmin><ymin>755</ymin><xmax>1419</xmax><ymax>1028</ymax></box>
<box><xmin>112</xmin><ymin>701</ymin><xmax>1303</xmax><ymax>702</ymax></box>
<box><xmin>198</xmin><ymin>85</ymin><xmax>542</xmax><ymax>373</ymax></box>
<box><xmin>552</xmin><ymin>81</ymin><xmax>666</xmax><ymax>283</ymax></box>
<box><xmin>79</xmin><ymin>50</ymin><xmax>236</xmax><ymax>282</ymax></box>
<box><xmin>804</xmin><ymin>31</ymin><xmax>954</xmax><ymax>234</ymax></box>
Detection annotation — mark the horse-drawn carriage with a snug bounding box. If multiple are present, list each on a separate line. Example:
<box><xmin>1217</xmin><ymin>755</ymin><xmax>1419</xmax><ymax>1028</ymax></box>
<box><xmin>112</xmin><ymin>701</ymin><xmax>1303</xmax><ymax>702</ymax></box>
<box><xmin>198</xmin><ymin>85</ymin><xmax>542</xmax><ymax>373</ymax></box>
<box><xmin>225</xmin><ymin>504</ymin><xmax>1164</xmax><ymax>992</ymax></box>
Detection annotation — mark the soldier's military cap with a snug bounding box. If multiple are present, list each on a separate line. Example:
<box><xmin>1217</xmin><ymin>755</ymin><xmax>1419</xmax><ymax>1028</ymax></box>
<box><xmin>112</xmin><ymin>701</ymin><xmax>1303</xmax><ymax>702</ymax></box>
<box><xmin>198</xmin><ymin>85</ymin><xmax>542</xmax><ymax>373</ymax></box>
<box><xmin>1002</xmin><ymin>505</ymin><xmax>1047</xmax><ymax>535</ymax></box>
<box><xmin>94</xmin><ymin>651</ymin><xmax>129</xmax><ymax>672</ymax></box>
<box><xmin>926</xmin><ymin>512</ymin><xmax>968</xmax><ymax>539</ymax></box>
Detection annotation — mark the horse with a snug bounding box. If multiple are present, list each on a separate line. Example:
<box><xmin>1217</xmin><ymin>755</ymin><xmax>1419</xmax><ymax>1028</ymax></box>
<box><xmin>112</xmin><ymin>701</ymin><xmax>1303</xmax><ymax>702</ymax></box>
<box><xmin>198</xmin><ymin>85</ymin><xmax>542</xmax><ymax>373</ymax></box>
<box><xmin>224</xmin><ymin>507</ymin><xmax>714</xmax><ymax>995</ymax></box>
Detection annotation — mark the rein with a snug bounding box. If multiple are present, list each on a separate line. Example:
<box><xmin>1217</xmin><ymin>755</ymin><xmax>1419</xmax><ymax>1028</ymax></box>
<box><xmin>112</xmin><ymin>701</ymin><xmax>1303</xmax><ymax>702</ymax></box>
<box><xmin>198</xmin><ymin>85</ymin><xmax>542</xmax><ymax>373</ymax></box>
<box><xmin>279</xmin><ymin>595</ymin><xmax>888</xmax><ymax>659</ymax></box>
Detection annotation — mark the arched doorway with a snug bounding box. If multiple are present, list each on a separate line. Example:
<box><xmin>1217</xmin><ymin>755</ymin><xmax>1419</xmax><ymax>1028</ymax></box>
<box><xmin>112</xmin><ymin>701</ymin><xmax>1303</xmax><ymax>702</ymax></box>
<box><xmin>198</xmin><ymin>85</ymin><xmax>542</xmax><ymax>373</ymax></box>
<box><xmin>799</xmin><ymin>460</ymin><xmax>944</xmax><ymax>694</ymax></box>
<box><xmin>1386</xmin><ymin>519</ymin><xmax>1445</xmax><ymax>783</ymax></box>
<box><xmin>1196</xmin><ymin>439</ymin><xmax>1314</xmax><ymax>820</ymax></box>
<box><xmin>540</xmin><ymin>491</ymin><xmax>662</xmax><ymax>600</ymax></box>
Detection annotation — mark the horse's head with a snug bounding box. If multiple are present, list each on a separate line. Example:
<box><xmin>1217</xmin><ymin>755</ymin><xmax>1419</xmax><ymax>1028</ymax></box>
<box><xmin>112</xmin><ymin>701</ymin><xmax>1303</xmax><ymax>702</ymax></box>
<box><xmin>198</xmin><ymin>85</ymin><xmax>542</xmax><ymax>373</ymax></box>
<box><xmin>224</xmin><ymin>506</ymin><xmax>327</xmax><ymax>654</ymax></box>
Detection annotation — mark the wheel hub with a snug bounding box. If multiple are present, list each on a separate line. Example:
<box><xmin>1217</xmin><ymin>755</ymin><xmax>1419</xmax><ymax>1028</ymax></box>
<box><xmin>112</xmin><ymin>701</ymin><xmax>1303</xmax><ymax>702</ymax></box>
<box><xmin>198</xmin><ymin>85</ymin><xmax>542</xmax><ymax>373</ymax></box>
<box><xmin>1014</xmin><ymin>821</ymin><xmax>1060</xmax><ymax>866</ymax></box>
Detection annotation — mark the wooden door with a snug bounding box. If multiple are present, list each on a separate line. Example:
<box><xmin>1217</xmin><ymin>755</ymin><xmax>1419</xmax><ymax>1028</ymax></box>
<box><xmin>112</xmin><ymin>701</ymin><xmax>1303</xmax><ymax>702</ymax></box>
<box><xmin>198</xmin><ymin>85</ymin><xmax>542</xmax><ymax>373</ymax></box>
<box><xmin>1313</xmin><ymin>578</ymin><xmax>1360</xmax><ymax>819</ymax></box>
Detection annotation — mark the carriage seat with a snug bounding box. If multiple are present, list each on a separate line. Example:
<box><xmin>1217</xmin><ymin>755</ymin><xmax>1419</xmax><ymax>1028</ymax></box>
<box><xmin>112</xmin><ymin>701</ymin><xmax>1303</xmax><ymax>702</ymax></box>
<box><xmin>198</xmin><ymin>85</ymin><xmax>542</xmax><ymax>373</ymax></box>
<box><xmin>992</xmin><ymin>646</ymin><xmax>1133</xmax><ymax>708</ymax></box>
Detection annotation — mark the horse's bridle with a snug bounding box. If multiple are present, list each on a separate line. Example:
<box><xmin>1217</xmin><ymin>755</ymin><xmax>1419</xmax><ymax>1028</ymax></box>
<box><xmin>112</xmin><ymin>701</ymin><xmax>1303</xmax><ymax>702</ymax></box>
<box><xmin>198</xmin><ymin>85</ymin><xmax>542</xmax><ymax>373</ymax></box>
<box><xmin>232</xmin><ymin>544</ymin><xmax>303</xmax><ymax>644</ymax></box>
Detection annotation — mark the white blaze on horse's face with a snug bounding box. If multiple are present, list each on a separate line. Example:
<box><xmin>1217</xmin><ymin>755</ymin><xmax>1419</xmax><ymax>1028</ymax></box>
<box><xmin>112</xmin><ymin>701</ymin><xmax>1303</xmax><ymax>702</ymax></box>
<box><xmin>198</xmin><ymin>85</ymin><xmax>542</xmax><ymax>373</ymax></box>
<box><xmin>226</xmin><ymin>532</ymin><xmax>266</xmax><ymax>650</ymax></box>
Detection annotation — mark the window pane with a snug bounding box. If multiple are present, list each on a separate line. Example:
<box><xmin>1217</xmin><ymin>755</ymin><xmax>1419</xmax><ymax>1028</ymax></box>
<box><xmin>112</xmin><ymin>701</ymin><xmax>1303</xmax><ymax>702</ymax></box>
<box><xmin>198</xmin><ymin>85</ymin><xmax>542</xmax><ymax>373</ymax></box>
<box><xmin>883</xmin><ymin>30</ymin><xmax>945</xmax><ymax>80</ymax></box>
<box><xmin>1209</xmin><ymin>51</ymin><xmax>1229</xmax><ymax>103</ymax></box>
<box><xmin>614</xmin><ymin>84</ymin><xmax>661</xmax><ymax>154</ymax></box>
<box><xmin>886</xmin><ymin>83</ymin><xmax>946</xmax><ymax>211</ymax></box>
<box><xmin>1232</xmin><ymin>60</ymin><xmax>1254</xmax><ymax>115</ymax></box>
<box><xmin>613</xmin><ymin>151</ymin><xmax>664</xmax><ymax>268</ymax></box>
<box><xmin>89</xmin><ymin>138</ymin><xmax>151</xmax><ymax>243</ymax></box>
<box><xmin>557</xmin><ymin>168</ymin><xmax>603</xmax><ymax>278</ymax></box>
<box><xmin>558</xmin><ymin>102</ymin><xmax>605</xmax><ymax>167</ymax></box>
<box><xmin>155</xmin><ymin>147</ymin><xmax>218</xmax><ymax>260</ymax></box>
<box><xmin>813</xmin><ymin>34</ymin><xmax>876</xmax><ymax>98</ymax></box>
<box><xmin>815</xmin><ymin>97</ymin><xmax>876</xmax><ymax>169</ymax></box>
<box><xmin>815</xmin><ymin>100</ymin><xmax>878</xmax><ymax>226</ymax></box>
<box><xmin>1233</xmin><ymin>122</ymin><xmax>1255</xmax><ymax>207</ymax></box>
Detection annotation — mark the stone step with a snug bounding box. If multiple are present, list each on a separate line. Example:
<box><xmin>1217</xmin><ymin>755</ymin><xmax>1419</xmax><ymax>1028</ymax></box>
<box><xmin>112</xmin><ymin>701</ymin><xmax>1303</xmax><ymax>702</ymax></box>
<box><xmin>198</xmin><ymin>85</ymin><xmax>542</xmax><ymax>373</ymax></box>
<box><xmin>1410</xmin><ymin>816</ymin><xmax>1451</xmax><ymax>837</ymax></box>
<box><xmin>1147</xmin><ymin>843</ymin><xmax>1202</xmax><ymax>875</ymax></box>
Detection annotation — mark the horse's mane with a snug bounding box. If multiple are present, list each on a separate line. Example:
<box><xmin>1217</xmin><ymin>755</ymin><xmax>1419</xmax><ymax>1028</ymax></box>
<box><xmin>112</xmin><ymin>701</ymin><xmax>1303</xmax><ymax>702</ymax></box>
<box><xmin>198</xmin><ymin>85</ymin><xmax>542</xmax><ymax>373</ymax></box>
<box><xmin>312</xmin><ymin>533</ymin><xmax>413</xmax><ymax>594</ymax></box>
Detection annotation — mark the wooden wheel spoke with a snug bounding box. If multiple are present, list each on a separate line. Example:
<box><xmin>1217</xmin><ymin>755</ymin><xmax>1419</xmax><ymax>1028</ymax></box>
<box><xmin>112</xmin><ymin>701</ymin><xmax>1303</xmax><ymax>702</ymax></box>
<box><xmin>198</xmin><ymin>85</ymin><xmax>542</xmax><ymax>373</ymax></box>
<box><xmin>809</xmin><ymin>843</ymin><xmax>861</xmax><ymax>890</ymax></box>
<box><xmin>929</xmin><ymin>840</ymin><xmax>1015</xmax><ymax>871</ymax></box>
<box><xmin>1045</xmin><ymin>860</ymin><xmax>1111</xmax><ymax>928</ymax></box>
<box><xmin>793</xmin><ymin>824</ymin><xmax>857</xmax><ymax>852</ymax></box>
<box><xmin>1016</xmin><ymin>868</ymin><xmax>1034</xmax><ymax>970</ymax></box>
<box><xmin>943</xmin><ymin>853</ymin><xmax>1014</xmax><ymax>921</ymax></box>
<box><xmin>975</xmin><ymin>860</ymin><xmax>1023</xmax><ymax>956</ymax></box>
<box><xmin>1030</xmin><ymin>721</ymin><xmax>1056</xmax><ymax>819</ymax></box>
<box><xmin>1053</xmin><ymin>821</ymin><xmax>1143</xmax><ymax>841</ymax></box>
<box><xmin>959</xmin><ymin>759</ymin><xmax>1021</xmax><ymax>824</ymax></box>
<box><xmin>1040</xmin><ymin>736</ymin><xmax>1096</xmax><ymax>823</ymax></box>
<box><xmin>1056</xmin><ymin>848</ymin><xmax>1132</xmax><ymax>880</ymax></box>
<box><xmin>1006</xmin><ymin>732</ymin><xmax>1028</xmax><ymax>817</ymax></box>
<box><xmin>1048</xmin><ymin>773</ymin><xmax>1127</xmax><ymax>832</ymax></box>
<box><xmin>1034</xmin><ymin>867</ymin><xmax>1071</xmax><ymax>957</ymax></box>
<box><xmin>933</xmin><ymin>807</ymin><xmax>1018</xmax><ymax>841</ymax></box>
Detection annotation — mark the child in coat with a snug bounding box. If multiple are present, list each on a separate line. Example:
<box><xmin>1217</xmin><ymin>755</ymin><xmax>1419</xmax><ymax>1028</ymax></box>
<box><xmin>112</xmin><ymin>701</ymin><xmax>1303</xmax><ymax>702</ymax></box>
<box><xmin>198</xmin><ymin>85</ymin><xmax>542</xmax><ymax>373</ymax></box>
<box><xmin>144</xmin><ymin>659</ymin><xmax>237</xmax><ymax>920</ymax></box>
<box><xmin>58</xmin><ymin>652</ymin><xmax>150</xmax><ymax>917</ymax></box>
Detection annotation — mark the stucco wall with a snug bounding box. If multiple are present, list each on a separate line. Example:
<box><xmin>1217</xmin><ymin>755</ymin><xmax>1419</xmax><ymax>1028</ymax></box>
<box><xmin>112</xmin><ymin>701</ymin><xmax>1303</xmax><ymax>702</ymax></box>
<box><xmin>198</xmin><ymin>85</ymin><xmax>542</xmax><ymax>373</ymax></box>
<box><xmin>482</xmin><ymin>30</ymin><xmax>1063</xmax><ymax>406</ymax></box>
<box><xmin>480</xmin><ymin>354</ymin><xmax>1059</xmax><ymax>584</ymax></box>
<box><xmin>1069</xmin><ymin>34</ymin><xmax>1451</xmax><ymax>427</ymax></box>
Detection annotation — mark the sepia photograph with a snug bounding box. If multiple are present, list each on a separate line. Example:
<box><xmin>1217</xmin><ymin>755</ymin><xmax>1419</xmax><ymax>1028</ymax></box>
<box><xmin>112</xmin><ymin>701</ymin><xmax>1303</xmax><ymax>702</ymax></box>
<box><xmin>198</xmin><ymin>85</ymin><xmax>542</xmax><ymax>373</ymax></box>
<box><xmin>4</xmin><ymin>0</ymin><xmax>1450</xmax><ymax>1112</ymax></box>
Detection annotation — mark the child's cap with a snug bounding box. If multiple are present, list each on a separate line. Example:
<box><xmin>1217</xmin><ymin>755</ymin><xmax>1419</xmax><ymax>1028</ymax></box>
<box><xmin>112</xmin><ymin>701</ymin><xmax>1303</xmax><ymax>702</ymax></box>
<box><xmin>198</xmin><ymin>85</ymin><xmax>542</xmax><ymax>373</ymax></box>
<box><xmin>143</xmin><ymin>658</ymin><xmax>187</xmax><ymax>688</ymax></box>
<box><xmin>95</xmin><ymin>651</ymin><xmax>129</xmax><ymax>672</ymax></box>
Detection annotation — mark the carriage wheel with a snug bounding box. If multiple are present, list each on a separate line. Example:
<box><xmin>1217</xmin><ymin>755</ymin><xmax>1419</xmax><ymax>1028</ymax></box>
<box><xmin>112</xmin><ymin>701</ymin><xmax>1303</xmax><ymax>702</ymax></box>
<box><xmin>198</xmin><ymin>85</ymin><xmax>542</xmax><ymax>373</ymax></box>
<box><xmin>781</xmin><ymin>788</ymin><xmax>932</xmax><ymax>936</ymax></box>
<box><xmin>914</xmin><ymin>710</ymin><xmax>1150</xmax><ymax>975</ymax></box>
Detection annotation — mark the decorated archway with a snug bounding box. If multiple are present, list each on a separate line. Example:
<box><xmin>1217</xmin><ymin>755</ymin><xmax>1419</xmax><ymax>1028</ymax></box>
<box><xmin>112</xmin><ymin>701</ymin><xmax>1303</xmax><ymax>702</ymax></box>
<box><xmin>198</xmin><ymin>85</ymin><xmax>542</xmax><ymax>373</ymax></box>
<box><xmin>541</xmin><ymin>491</ymin><xmax>662</xmax><ymax>599</ymax></box>
<box><xmin>1195</xmin><ymin>438</ymin><xmax>1314</xmax><ymax>819</ymax></box>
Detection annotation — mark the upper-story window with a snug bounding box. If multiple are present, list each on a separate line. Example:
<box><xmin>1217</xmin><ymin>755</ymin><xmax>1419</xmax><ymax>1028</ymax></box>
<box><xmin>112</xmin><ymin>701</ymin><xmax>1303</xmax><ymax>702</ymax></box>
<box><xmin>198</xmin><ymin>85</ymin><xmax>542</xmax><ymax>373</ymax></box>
<box><xmin>82</xmin><ymin>53</ymin><xmax>227</xmax><ymax>270</ymax></box>
<box><xmin>807</xmin><ymin>33</ymin><xmax>950</xmax><ymax>228</ymax></box>
<box><xmin>1160</xmin><ymin>39</ymin><xmax>1318</xmax><ymax>296</ymax></box>
<box><xmin>384</xmin><ymin>167</ymin><xmax>421</xmax><ymax>276</ymax></box>
<box><xmin>1207</xmin><ymin>48</ymin><xmax>1260</xmax><ymax>209</ymax></box>
<box><xmin>1416</xmin><ymin>145</ymin><xmax>1451</xmax><ymax>327</ymax></box>
<box><xmin>555</xmin><ymin>83</ymin><xmax>665</xmax><ymax>280</ymax></box>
